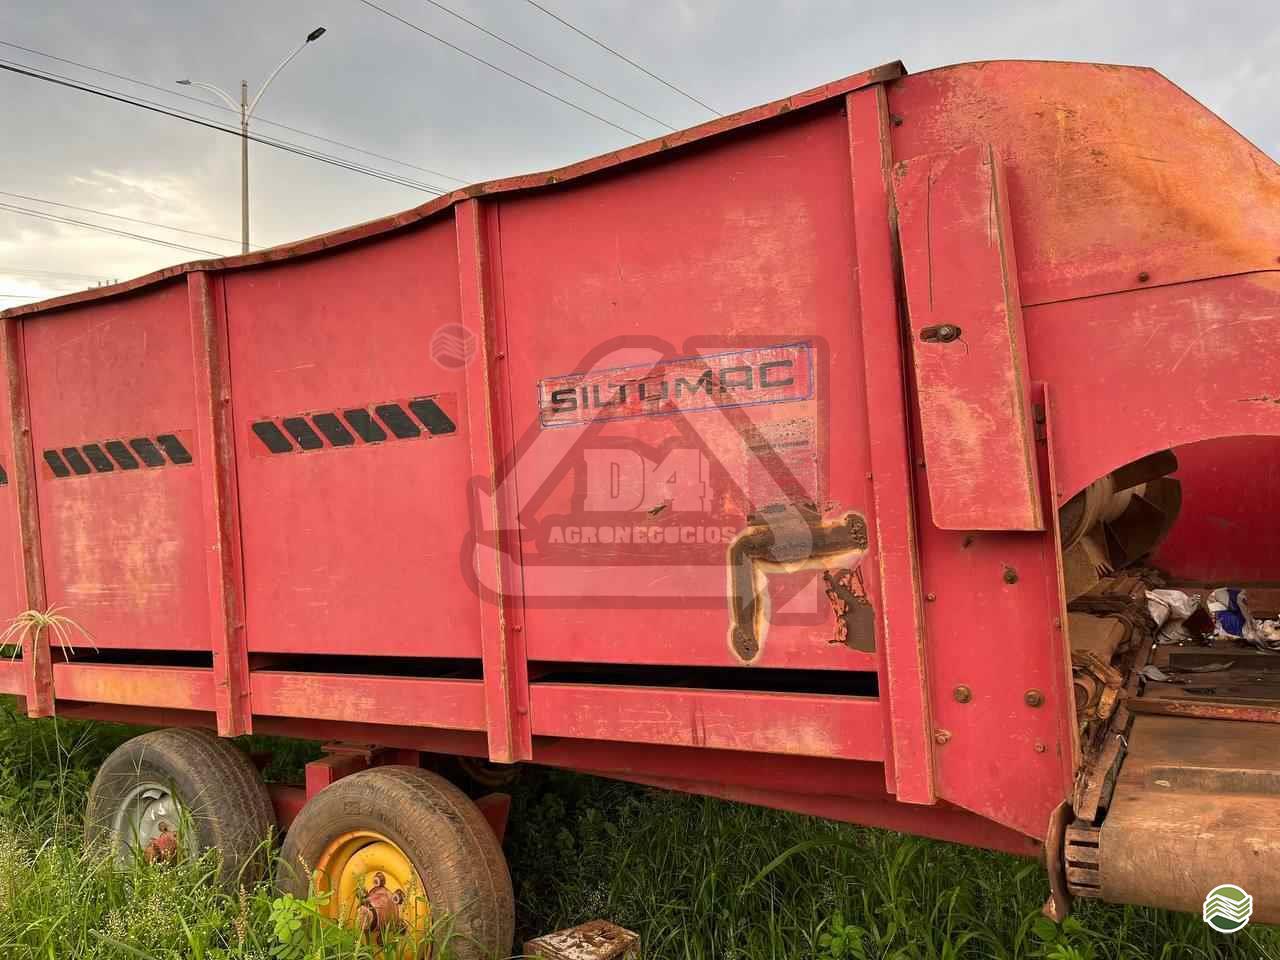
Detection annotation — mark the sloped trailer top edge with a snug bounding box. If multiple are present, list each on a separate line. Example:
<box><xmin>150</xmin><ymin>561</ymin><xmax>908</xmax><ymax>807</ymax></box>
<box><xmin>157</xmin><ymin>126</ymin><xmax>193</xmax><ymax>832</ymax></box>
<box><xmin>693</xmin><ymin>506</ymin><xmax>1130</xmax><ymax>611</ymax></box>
<box><xmin>0</xmin><ymin>61</ymin><xmax>909</xmax><ymax>320</ymax></box>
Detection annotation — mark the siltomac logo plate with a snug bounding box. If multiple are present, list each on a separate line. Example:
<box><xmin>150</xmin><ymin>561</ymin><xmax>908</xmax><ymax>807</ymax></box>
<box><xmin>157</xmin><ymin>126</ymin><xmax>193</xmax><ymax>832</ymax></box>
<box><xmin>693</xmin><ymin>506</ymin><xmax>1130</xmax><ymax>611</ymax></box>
<box><xmin>249</xmin><ymin>393</ymin><xmax>458</xmax><ymax>457</ymax></box>
<box><xmin>537</xmin><ymin>342</ymin><xmax>813</xmax><ymax>429</ymax></box>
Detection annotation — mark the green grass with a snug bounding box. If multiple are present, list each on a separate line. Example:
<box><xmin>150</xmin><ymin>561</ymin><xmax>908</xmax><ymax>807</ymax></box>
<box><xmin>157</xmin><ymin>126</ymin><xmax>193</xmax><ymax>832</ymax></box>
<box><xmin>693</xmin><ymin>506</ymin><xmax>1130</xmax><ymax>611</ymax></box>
<box><xmin>0</xmin><ymin>699</ymin><xmax>1275</xmax><ymax>959</ymax></box>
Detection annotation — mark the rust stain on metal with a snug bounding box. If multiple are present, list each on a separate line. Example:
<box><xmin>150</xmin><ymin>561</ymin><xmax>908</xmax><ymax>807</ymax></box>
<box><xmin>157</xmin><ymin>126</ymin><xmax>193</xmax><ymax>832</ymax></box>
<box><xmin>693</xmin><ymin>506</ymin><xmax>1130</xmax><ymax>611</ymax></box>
<box><xmin>1041</xmin><ymin>801</ymin><xmax>1074</xmax><ymax>922</ymax></box>
<box><xmin>822</xmin><ymin>567</ymin><xmax>876</xmax><ymax>652</ymax></box>
<box><xmin>725</xmin><ymin>507</ymin><xmax>869</xmax><ymax>662</ymax></box>
<box><xmin>525</xmin><ymin>920</ymin><xmax>640</xmax><ymax>960</ymax></box>
<box><xmin>1126</xmin><ymin>696</ymin><xmax>1280</xmax><ymax>724</ymax></box>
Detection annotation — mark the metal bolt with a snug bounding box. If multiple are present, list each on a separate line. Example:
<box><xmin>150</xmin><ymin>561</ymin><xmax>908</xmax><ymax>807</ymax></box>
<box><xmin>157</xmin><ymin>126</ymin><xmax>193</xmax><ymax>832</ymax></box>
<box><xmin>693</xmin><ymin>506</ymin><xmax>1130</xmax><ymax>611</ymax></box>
<box><xmin>1034</xmin><ymin>741</ymin><xmax>1047</xmax><ymax>753</ymax></box>
<box><xmin>953</xmin><ymin>685</ymin><xmax>972</xmax><ymax>704</ymax></box>
<box><xmin>892</xmin><ymin>115</ymin><xmax>904</xmax><ymax>127</ymax></box>
<box><xmin>934</xmin><ymin>729</ymin><xmax>951</xmax><ymax>745</ymax></box>
<box><xmin>1137</xmin><ymin>271</ymin><xmax>1150</xmax><ymax>282</ymax></box>
<box><xmin>1003</xmin><ymin>566</ymin><xmax>1019</xmax><ymax>584</ymax></box>
<box><xmin>926</xmin><ymin>592</ymin><xmax>937</xmax><ymax>602</ymax></box>
<box><xmin>1025</xmin><ymin>689</ymin><xmax>1045</xmax><ymax>708</ymax></box>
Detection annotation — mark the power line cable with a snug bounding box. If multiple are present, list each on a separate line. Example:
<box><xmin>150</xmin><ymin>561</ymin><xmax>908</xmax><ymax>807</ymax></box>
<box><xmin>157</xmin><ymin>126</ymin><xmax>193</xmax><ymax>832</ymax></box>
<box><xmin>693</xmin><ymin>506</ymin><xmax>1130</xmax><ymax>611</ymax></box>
<box><xmin>0</xmin><ymin>293</ymin><xmax>41</xmax><ymax>299</ymax></box>
<box><xmin>0</xmin><ymin>39</ymin><xmax>468</xmax><ymax>184</ymax></box>
<box><xmin>418</xmin><ymin>0</ymin><xmax>675</xmax><ymax>130</ymax></box>
<box><xmin>0</xmin><ymin>190</ymin><xmax>244</xmax><ymax>248</ymax></box>
<box><xmin>355</xmin><ymin>0</ymin><xmax>645</xmax><ymax>139</ymax></box>
<box><xmin>0</xmin><ymin>61</ymin><xmax>447</xmax><ymax>194</ymax></box>
<box><xmin>0</xmin><ymin>265</ymin><xmax>111</xmax><ymax>282</ymax></box>
<box><xmin>0</xmin><ymin>201</ymin><xmax>222</xmax><ymax>256</ymax></box>
<box><xmin>0</xmin><ymin>59</ymin><xmax>446</xmax><ymax>193</ymax></box>
<box><xmin>522</xmin><ymin>0</ymin><xmax>720</xmax><ymax>116</ymax></box>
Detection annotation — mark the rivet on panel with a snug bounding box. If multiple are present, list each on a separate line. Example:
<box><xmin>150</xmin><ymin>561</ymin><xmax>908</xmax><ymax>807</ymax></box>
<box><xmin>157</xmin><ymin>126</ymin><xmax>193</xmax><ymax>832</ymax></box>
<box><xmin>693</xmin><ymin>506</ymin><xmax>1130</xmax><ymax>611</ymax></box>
<box><xmin>1034</xmin><ymin>741</ymin><xmax>1047</xmax><ymax>753</ymax></box>
<box><xmin>1137</xmin><ymin>271</ymin><xmax>1150</xmax><ymax>283</ymax></box>
<box><xmin>926</xmin><ymin>592</ymin><xmax>937</xmax><ymax>602</ymax></box>
<box><xmin>1025</xmin><ymin>689</ymin><xmax>1045</xmax><ymax>708</ymax></box>
<box><xmin>934</xmin><ymin>729</ymin><xmax>951</xmax><ymax>745</ymax></box>
<box><xmin>1003</xmin><ymin>566</ymin><xmax>1019</xmax><ymax>585</ymax></box>
<box><xmin>953</xmin><ymin>685</ymin><xmax>972</xmax><ymax>704</ymax></box>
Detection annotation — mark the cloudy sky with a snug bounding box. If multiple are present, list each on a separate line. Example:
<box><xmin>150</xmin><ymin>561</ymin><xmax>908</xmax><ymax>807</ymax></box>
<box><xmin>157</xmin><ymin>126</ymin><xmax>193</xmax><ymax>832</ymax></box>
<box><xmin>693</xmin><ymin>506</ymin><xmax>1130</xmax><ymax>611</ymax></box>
<box><xmin>1</xmin><ymin>0</ymin><xmax>1277</xmax><ymax>304</ymax></box>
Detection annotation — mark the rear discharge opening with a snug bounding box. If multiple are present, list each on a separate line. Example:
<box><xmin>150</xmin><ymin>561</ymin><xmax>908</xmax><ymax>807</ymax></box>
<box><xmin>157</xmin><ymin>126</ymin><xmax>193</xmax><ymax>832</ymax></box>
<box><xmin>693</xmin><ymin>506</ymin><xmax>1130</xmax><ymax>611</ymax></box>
<box><xmin>1057</xmin><ymin>436</ymin><xmax>1280</xmax><ymax>919</ymax></box>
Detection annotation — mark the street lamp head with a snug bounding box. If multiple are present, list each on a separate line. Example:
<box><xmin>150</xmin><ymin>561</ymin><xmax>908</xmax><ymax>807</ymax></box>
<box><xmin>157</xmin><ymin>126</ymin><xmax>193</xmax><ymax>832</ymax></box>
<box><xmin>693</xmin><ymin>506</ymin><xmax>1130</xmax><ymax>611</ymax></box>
<box><xmin>176</xmin><ymin>79</ymin><xmax>192</xmax><ymax>85</ymax></box>
<box><xmin>306</xmin><ymin>26</ymin><xmax>327</xmax><ymax>43</ymax></box>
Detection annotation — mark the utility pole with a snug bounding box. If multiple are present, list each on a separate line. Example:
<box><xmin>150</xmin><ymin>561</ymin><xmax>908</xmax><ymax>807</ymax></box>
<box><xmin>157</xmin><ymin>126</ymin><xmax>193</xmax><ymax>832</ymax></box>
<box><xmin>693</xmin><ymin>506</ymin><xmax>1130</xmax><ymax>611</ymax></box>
<box><xmin>179</xmin><ymin>27</ymin><xmax>327</xmax><ymax>254</ymax></box>
<box><xmin>240</xmin><ymin>80</ymin><xmax>249</xmax><ymax>254</ymax></box>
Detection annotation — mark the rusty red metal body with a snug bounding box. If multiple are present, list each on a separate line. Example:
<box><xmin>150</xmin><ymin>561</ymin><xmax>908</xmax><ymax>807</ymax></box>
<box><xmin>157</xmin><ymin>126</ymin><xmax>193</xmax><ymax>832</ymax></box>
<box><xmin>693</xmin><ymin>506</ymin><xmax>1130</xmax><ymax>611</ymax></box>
<box><xmin>3</xmin><ymin>59</ymin><xmax>1279</xmax><ymax>902</ymax></box>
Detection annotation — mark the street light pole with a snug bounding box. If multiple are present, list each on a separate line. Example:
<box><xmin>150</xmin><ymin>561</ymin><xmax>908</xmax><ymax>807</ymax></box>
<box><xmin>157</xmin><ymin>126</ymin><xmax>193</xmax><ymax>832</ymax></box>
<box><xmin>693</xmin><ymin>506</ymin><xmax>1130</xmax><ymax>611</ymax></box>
<box><xmin>178</xmin><ymin>27</ymin><xmax>327</xmax><ymax>254</ymax></box>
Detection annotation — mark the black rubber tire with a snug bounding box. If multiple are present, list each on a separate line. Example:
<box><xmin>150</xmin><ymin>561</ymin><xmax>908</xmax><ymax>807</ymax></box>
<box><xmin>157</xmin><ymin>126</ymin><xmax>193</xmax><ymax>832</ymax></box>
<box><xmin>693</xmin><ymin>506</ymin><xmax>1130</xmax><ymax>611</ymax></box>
<box><xmin>84</xmin><ymin>727</ymin><xmax>275</xmax><ymax>886</ymax></box>
<box><xmin>279</xmin><ymin>765</ymin><xmax>514</xmax><ymax>959</ymax></box>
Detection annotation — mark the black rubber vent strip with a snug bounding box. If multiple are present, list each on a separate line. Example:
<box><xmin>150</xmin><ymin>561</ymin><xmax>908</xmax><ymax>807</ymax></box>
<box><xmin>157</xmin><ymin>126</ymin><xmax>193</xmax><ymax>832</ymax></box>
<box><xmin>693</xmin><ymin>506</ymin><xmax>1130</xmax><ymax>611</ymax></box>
<box><xmin>251</xmin><ymin>394</ymin><xmax>458</xmax><ymax>455</ymax></box>
<box><xmin>374</xmin><ymin>404</ymin><xmax>421</xmax><ymax>439</ymax></box>
<box><xmin>252</xmin><ymin>422</ymin><xmax>293</xmax><ymax>454</ymax></box>
<box><xmin>343</xmin><ymin>409</ymin><xmax>387</xmax><ymax>443</ymax></box>
<box><xmin>62</xmin><ymin>447</ymin><xmax>91</xmax><ymax>475</ymax></box>
<box><xmin>104</xmin><ymin>440</ymin><xmax>139</xmax><ymax>470</ymax></box>
<box><xmin>43</xmin><ymin>451</ymin><xmax>70</xmax><ymax>478</ymax></box>
<box><xmin>81</xmin><ymin>444</ymin><xmax>115</xmax><ymax>473</ymax></box>
<box><xmin>42</xmin><ymin>432</ymin><xmax>195</xmax><ymax>479</ymax></box>
<box><xmin>409</xmin><ymin>397</ymin><xmax>457</xmax><ymax>435</ymax></box>
<box><xmin>156</xmin><ymin>434</ymin><xmax>192</xmax><ymax>465</ymax></box>
<box><xmin>312</xmin><ymin>412</ymin><xmax>355</xmax><ymax>447</ymax></box>
<box><xmin>129</xmin><ymin>438</ymin><xmax>166</xmax><ymax>467</ymax></box>
<box><xmin>282</xmin><ymin>417</ymin><xmax>324</xmax><ymax>451</ymax></box>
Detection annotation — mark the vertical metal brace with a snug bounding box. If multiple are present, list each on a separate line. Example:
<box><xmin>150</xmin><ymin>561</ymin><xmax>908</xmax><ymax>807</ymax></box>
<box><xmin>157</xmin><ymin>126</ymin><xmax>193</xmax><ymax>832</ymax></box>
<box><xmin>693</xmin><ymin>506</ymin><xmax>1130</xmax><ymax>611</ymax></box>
<box><xmin>846</xmin><ymin>85</ymin><xmax>935</xmax><ymax>804</ymax></box>
<box><xmin>1</xmin><ymin>315</ymin><xmax>51</xmax><ymax>716</ymax></box>
<box><xmin>189</xmin><ymin>270</ymin><xmax>252</xmax><ymax>737</ymax></box>
<box><xmin>456</xmin><ymin>199</ymin><xmax>533</xmax><ymax>763</ymax></box>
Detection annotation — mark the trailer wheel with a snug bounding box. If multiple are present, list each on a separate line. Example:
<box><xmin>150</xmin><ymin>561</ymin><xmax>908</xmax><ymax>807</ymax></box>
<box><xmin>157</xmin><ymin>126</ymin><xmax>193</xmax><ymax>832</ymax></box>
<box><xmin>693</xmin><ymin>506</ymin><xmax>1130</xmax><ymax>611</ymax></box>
<box><xmin>84</xmin><ymin>728</ymin><xmax>275</xmax><ymax>885</ymax></box>
<box><xmin>279</xmin><ymin>766</ymin><xmax>514</xmax><ymax>958</ymax></box>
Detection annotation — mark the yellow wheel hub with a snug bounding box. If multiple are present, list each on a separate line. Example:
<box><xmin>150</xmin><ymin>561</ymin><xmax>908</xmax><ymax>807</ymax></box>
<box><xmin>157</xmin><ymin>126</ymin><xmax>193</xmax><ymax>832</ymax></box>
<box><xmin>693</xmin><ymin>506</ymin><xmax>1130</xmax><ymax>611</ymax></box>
<box><xmin>315</xmin><ymin>830</ymin><xmax>429</xmax><ymax>942</ymax></box>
